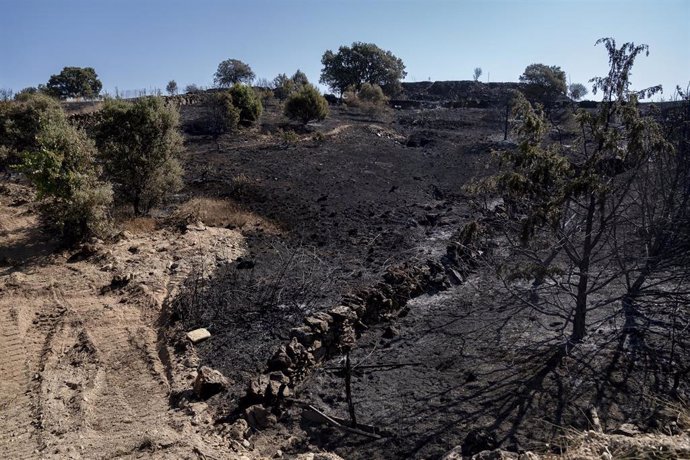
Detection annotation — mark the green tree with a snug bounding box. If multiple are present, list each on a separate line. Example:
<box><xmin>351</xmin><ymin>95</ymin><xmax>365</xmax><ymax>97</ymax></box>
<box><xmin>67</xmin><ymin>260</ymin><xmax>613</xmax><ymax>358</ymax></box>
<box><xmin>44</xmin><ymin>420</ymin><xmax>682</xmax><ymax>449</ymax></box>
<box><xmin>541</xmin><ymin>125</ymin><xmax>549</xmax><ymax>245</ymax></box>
<box><xmin>95</xmin><ymin>97</ymin><xmax>183</xmax><ymax>215</ymax></box>
<box><xmin>13</xmin><ymin>94</ymin><xmax>112</xmax><ymax>242</ymax></box>
<box><xmin>320</xmin><ymin>42</ymin><xmax>406</xmax><ymax>97</ymax></box>
<box><xmin>519</xmin><ymin>63</ymin><xmax>567</xmax><ymax>107</ymax></box>
<box><xmin>228</xmin><ymin>83</ymin><xmax>263</xmax><ymax>125</ymax></box>
<box><xmin>166</xmin><ymin>80</ymin><xmax>178</xmax><ymax>96</ymax></box>
<box><xmin>185</xmin><ymin>84</ymin><xmax>201</xmax><ymax>94</ymax></box>
<box><xmin>284</xmin><ymin>84</ymin><xmax>329</xmax><ymax>125</ymax></box>
<box><xmin>485</xmin><ymin>39</ymin><xmax>675</xmax><ymax>342</ymax></box>
<box><xmin>46</xmin><ymin>67</ymin><xmax>102</xmax><ymax>99</ymax></box>
<box><xmin>214</xmin><ymin>59</ymin><xmax>255</xmax><ymax>87</ymax></box>
<box><xmin>568</xmin><ymin>83</ymin><xmax>588</xmax><ymax>101</ymax></box>
<box><xmin>201</xmin><ymin>91</ymin><xmax>240</xmax><ymax>150</ymax></box>
<box><xmin>291</xmin><ymin>69</ymin><xmax>309</xmax><ymax>87</ymax></box>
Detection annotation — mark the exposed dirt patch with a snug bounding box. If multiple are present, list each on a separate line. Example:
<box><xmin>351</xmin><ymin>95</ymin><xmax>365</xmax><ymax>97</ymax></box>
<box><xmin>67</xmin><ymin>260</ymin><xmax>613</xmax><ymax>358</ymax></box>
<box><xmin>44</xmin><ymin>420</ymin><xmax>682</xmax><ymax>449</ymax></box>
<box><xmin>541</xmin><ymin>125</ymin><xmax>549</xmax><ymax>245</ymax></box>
<box><xmin>0</xmin><ymin>181</ymin><xmax>247</xmax><ymax>459</ymax></box>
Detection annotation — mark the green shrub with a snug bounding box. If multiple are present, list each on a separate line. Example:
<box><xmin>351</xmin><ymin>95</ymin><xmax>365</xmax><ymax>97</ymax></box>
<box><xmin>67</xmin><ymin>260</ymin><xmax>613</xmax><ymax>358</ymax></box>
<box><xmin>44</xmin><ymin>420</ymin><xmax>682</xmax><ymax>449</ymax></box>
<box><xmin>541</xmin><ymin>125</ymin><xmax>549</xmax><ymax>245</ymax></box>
<box><xmin>95</xmin><ymin>97</ymin><xmax>183</xmax><ymax>215</ymax></box>
<box><xmin>284</xmin><ymin>84</ymin><xmax>329</xmax><ymax>125</ymax></box>
<box><xmin>187</xmin><ymin>91</ymin><xmax>240</xmax><ymax>143</ymax></box>
<box><xmin>228</xmin><ymin>84</ymin><xmax>263</xmax><ymax>125</ymax></box>
<box><xmin>13</xmin><ymin>94</ymin><xmax>112</xmax><ymax>242</ymax></box>
<box><xmin>358</xmin><ymin>83</ymin><xmax>388</xmax><ymax>105</ymax></box>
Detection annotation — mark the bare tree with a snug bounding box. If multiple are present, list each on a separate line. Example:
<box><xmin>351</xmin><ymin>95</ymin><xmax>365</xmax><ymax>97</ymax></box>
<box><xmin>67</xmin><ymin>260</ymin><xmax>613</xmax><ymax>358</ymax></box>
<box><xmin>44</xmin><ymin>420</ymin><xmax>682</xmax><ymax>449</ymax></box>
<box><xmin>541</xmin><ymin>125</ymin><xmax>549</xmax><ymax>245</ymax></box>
<box><xmin>473</xmin><ymin>67</ymin><xmax>482</xmax><ymax>82</ymax></box>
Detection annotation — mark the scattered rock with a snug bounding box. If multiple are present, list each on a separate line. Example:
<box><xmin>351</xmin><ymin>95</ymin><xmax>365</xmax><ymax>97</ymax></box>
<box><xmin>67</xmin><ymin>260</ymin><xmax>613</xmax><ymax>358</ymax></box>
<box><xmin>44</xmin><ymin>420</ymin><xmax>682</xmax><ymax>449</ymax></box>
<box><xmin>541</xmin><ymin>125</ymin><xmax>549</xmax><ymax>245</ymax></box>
<box><xmin>244</xmin><ymin>405</ymin><xmax>276</xmax><ymax>430</ymax></box>
<box><xmin>193</xmin><ymin>366</ymin><xmax>230</xmax><ymax>399</ymax></box>
<box><xmin>187</xmin><ymin>328</ymin><xmax>211</xmax><ymax>344</ymax></box>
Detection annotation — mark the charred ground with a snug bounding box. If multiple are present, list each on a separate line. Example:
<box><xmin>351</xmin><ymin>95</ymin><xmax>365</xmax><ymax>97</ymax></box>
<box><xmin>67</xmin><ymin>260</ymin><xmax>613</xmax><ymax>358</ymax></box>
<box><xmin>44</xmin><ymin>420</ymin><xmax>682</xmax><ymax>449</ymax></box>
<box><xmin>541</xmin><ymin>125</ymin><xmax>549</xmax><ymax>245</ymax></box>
<box><xmin>168</xmin><ymin>91</ymin><xmax>689</xmax><ymax>459</ymax></box>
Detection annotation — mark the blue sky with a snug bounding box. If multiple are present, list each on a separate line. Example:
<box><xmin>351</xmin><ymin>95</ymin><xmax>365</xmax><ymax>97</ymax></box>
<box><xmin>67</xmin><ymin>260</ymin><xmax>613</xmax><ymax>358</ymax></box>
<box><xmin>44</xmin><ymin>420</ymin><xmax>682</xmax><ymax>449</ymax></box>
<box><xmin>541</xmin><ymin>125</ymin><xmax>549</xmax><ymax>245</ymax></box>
<box><xmin>1</xmin><ymin>0</ymin><xmax>688</xmax><ymax>100</ymax></box>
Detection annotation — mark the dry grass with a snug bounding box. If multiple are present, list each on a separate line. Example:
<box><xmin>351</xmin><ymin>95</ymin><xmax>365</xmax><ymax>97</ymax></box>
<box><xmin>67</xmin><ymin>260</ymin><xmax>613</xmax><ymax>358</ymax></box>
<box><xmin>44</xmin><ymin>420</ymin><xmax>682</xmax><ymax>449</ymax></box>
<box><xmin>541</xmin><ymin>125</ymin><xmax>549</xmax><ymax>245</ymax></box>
<box><xmin>172</xmin><ymin>197</ymin><xmax>279</xmax><ymax>233</ymax></box>
<box><xmin>119</xmin><ymin>216</ymin><xmax>158</xmax><ymax>234</ymax></box>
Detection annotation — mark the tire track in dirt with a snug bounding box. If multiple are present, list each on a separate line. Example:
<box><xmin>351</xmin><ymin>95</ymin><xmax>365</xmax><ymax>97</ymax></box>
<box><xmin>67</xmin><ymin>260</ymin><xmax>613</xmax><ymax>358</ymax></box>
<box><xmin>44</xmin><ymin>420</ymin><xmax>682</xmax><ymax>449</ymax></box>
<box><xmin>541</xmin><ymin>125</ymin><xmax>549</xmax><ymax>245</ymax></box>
<box><xmin>0</xmin><ymin>302</ymin><xmax>38</xmax><ymax>459</ymax></box>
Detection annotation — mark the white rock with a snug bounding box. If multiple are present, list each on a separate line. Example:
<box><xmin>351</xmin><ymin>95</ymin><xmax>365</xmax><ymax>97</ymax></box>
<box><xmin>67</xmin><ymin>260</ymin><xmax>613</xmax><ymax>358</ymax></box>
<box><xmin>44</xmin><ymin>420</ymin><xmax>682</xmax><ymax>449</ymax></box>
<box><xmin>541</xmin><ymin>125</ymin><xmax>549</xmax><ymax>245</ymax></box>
<box><xmin>187</xmin><ymin>328</ymin><xmax>211</xmax><ymax>344</ymax></box>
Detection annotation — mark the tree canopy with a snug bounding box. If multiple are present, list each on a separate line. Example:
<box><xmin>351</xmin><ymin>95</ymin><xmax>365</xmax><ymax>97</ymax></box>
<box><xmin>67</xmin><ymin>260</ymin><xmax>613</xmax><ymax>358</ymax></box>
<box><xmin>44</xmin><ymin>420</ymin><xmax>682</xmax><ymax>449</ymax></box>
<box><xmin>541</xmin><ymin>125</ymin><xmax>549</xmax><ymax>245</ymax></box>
<box><xmin>568</xmin><ymin>83</ymin><xmax>588</xmax><ymax>100</ymax></box>
<box><xmin>518</xmin><ymin>63</ymin><xmax>567</xmax><ymax>106</ymax></box>
<box><xmin>46</xmin><ymin>66</ymin><xmax>102</xmax><ymax>99</ymax></box>
<box><xmin>320</xmin><ymin>42</ymin><xmax>406</xmax><ymax>97</ymax></box>
<box><xmin>95</xmin><ymin>97</ymin><xmax>183</xmax><ymax>215</ymax></box>
<box><xmin>214</xmin><ymin>59</ymin><xmax>255</xmax><ymax>87</ymax></box>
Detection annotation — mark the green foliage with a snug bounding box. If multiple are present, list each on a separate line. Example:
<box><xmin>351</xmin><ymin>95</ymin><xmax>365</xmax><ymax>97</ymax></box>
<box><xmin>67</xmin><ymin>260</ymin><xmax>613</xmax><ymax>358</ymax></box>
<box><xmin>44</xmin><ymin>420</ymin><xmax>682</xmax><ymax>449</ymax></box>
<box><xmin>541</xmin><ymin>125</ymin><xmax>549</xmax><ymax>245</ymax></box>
<box><xmin>214</xmin><ymin>59</ymin><xmax>255</xmax><ymax>87</ymax></box>
<box><xmin>568</xmin><ymin>83</ymin><xmax>588</xmax><ymax>101</ymax></box>
<box><xmin>344</xmin><ymin>83</ymin><xmax>389</xmax><ymax>119</ymax></box>
<box><xmin>95</xmin><ymin>97</ymin><xmax>183</xmax><ymax>215</ymax></box>
<box><xmin>12</xmin><ymin>94</ymin><xmax>112</xmax><ymax>242</ymax></box>
<box><xmin>0</xmin><ymin>93</ymin><xmax>65</xmax><ymax>169</ymax></box>
<box><xmin>228</xmin><ymin>84</ymin><xmax>263</xmax><ymax>125</ymax></box>
<box><xmin>46</xmin><ymin>67</ymin><xmax>102</xmax><ymax>99</ymax></box>
<box><xmin>284</xmin><ymin>84</ymin><xmax>329</xmax><ymax>125</ymax></box>
<box><xmin>358</xmin><ymin>83</ymin><xmax>388</xmax><ymax>105</ymax></box>
<box><xmin>320</xmin><ymin>42</ymin><xmax>407</xmax><ymax>96</ymax></box>
<box><xmin>198</xmin><ymin>91</ymin><xmax>240</xmax><ymax>140</ymax></box>
<box><xmin>486</xmin><ymin>39</ymin><xmax>674</xmax><ymax>341</ymax></box>
<box><xmin>273</xmin><ymin>70</ymin><xmax>310</xmax><ymax>101</ymax></box>
<box><xmin>519</xmin><ymin>63</ymin><xmax>567</xmax><ymax>106</ymax></box>
<box><xmin>166</xmin><ymin>80</ymin><xmax>178</xmax><ymax>96</ymax></box>
<box><xmin>291</xmin><ymin>69</ymin><xmax>309</xmax><ymax>87</ymax></box>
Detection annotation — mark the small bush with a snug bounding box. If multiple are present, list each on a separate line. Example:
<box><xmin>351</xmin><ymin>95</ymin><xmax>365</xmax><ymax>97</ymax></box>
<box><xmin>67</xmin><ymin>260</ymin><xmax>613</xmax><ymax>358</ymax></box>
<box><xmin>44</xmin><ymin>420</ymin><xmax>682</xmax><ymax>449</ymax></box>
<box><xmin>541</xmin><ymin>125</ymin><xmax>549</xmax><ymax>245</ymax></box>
<box><xmin>284</xmin><ymin>84</ymin><xmax>329</xmax><ymax>125</ymax></box>
<box><xmin>228</xmin><ymin>84</ymin><xmax>263</xmax><ymax>125</ymax></box>
<box><xmin>358</xmin><ymin>83</ymin><xmax>388</xmax><ymax>105</ymax></box>
<box><xmin>95</xmin><ymin>97</ymin><xmax>184</xmax><ymax>215</ymax></box>
<box><xmin>281</xmin><ymin>129</ymin><xmax>299</xmax><ymax>145</ymax></box>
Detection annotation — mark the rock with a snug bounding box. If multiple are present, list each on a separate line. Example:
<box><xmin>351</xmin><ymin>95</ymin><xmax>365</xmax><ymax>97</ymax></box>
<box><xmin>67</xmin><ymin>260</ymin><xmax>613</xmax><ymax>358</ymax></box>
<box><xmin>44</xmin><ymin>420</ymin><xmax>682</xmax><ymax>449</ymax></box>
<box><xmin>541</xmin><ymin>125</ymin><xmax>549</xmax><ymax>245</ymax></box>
<box><xmin>193</xmin><ymin>366</ymin><xmax>230</xmax><ymax>399</ymax></box>
<box><xmin>517</xmin><ymin>453</ymin><xmax>540</xmax><ymax>460</ymax></box>
<box><xmin>304</xmin><ymin>316</ymin><xmax>330</xmax><ymax>333</ymax></box>
<box><xmin>295</xmin><ymin>454</ymin><xmax>345</xmax><ymax>460</ymax></box>
<box><xmin>612</xmin><ymin>422</ymin><xmax>641</xmax><ymax>436</ymax></box>
<box><xmin>6</xmin><ymin>271</ymin><xmax>27</xmax><ymax>287</ymax></box>
<box><xmin>329</xmin><ymin>305</ymin><xmax>357</xmax><ymax>321</ymax></box>
<box><xmin>290</xmin><ymin>326</ymin><xmax>315</xmax><ymax>345</ymax></box>
<box><xmin>227</xmin><ymin>419</ymin><xmax>249</xmax><ymax>440</ymax></box>
<box><xmin>245</xmin><ymin>405</ymin><xmax>276</xmax><ymax>430</ymax></box>
<box><xmin>248</xmin><ymin>375</ymin><xmax>270</xmax><ymax>399</ymax></box>
<box><xmin>441</xmin><ymin>446</ymin><xmax>463</xmax><ymax>460</ymax></box>
<box><xmin>187</xmin><ymin>328</ymin><xmax>211</xmax><ymax>344</ymax></box>
<box><xmin>471</xmin><ymin>450</ymin><xmax>518</xmax><ymax>460</ymax></box>
<box><xmin>462</xmin><ymin>428</ymin><xmax>498</xmax><ymax>456</ymax></box>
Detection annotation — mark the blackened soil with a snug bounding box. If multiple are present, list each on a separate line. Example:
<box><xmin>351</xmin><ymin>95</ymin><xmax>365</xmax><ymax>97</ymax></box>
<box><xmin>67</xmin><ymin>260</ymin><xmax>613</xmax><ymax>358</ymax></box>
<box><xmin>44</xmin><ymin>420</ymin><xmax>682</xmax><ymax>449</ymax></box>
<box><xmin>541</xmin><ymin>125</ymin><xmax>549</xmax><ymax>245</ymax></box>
<box><xmin>173</xmin><ymin>104</ymin><xmax>504</xmax><ymax>413</ymax></box>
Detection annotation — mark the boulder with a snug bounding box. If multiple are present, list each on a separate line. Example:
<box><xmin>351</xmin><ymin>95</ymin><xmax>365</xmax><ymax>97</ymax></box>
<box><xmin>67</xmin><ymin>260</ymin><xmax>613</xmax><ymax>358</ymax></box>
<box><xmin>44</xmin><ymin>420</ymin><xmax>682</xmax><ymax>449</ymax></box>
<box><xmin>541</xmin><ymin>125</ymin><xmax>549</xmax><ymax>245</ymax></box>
<box><xmin>193</xmin><ymin>366</ymin><xmax>230</xmax><ymax>399</ymax></box>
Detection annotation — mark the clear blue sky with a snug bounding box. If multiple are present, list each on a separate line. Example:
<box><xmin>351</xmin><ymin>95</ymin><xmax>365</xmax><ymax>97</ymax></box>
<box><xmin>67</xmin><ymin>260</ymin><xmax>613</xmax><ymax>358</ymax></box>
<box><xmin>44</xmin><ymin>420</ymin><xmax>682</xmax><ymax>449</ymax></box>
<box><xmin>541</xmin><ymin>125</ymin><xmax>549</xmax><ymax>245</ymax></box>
<box><xmin>1</xmin><ymin>0</ymin><xmax>688</xmax><ymax>100</ymax></box>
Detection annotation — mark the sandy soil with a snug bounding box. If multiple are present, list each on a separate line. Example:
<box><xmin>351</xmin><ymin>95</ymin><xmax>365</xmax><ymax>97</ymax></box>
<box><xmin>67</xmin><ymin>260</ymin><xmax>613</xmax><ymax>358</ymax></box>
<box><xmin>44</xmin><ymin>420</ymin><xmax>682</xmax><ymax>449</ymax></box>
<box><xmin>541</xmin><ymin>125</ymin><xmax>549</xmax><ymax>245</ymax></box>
<box><xmin>0</xmin><ymin>182</ymin><xmax>247</xmax><ymax>459</ymax></box>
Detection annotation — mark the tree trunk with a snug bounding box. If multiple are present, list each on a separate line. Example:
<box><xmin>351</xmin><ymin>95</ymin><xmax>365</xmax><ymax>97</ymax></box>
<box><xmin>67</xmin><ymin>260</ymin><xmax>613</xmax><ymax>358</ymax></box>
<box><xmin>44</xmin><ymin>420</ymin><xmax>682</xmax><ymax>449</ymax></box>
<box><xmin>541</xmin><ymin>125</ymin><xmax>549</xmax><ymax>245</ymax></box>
<box><xmin>572</xmin><ymin>195</ymin><xmax>596</xmax><ymax>342</ymax></box>
<box><xmin>345</xmin><ymin>352</ymin><xmax>357</xmax><ymax>427</ymax></box>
